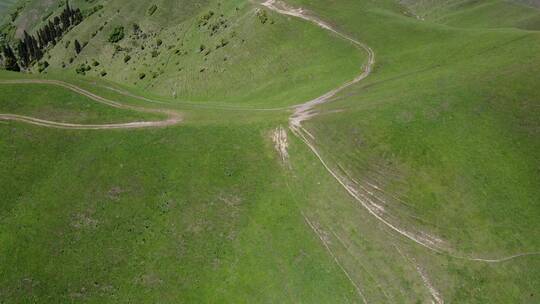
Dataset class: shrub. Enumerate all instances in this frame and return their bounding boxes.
[92,60,100,66]
[138,72,146,79]
[151,50,159,58]
[198,10,214,27]
[74,40,82,54]
[124,55,131,63]
[82,5,104,18]
[257,10,268,24]
[156,39,162,47]
[100,70,107,77]
[113,44,124,56]
[148,5,158,16]
[108,26,125,43]
[76,63,91,75]
[216,38,229,49]
[37,61,49,73]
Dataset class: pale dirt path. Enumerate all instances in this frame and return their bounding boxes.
[0,113,179,130]
[301,211,368,303]
[260,0,375,129]
[0,79,182,129]
[395,245,444,304]
[260,0,540,265]
[1,1,537,264]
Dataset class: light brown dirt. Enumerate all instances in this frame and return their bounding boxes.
[0,79,182,129]
[261,0,540,264]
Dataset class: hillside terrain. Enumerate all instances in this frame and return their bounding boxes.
[1,0,539,303]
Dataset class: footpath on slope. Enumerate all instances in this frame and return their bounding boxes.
[0,1,537,265]
[260,0,540,263]
[0,79,182,129]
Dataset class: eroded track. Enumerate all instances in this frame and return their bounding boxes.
[0,79,182,129]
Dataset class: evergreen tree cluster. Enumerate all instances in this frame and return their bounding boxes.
[1,1,84,71]
[1,44,19,71]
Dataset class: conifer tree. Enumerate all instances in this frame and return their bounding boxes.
[74,39,82,54]
[2,45,20,71]
[16,40,30,67]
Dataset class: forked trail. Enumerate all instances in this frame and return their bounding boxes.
[0,0,537,266]
[0,79,182,129]
[261,0,540,264]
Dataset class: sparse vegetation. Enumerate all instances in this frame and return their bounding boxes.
[257,10,268,24]
[37,61,49,73]
[108,26,125,43]
[198,10,215,27]
[75,63,91,75]
[82,4,104,18]
[74,40,82,54]
[147,4,158,16]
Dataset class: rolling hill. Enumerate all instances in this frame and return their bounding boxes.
[1,0,539,303]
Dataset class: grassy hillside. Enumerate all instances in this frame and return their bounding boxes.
[6,0,363,107]
[285,0,540,302]
[1,0,539,303]
[0,81,161,124]
[400,0,540,29]
[0,70,367,302]
[0,0,17,16]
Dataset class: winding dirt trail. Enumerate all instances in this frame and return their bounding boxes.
[0,79,182,129]
[1,0,537,266]
[260,0,375,128]
[260,0,540,265]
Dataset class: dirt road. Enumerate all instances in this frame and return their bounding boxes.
[261,0,540,265]
[0,79,182,129]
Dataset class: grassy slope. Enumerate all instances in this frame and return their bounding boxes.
[402,0,540,29]
[0,0,369,293]
[0,75,366,302]
[0,75,163,124]
[0,0,17,16]
[1,0,540,303]
[12,0,363,107]
[285,0,540,302]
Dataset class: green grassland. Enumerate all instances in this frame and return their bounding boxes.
[0,121,363,303]
[9,0,363,107]
[286,0,540,302]
[402,0,540,29]
[0,0,17,16]
[1,0,539,303]
[0,69,364,302]
[0,81,162,124]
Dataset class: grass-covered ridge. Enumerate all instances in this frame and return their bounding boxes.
[0,82,162,124]
[4,0,364,107]
[1,0,539,303]
[400,0,540,29]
